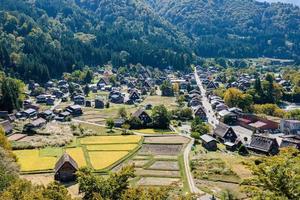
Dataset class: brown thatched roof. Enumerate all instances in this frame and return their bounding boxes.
[55,153,78,172]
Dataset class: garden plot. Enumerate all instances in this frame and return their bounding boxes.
[144,136,189,144]
[139,144,183,155]
[137,177,181,186]
[148,161,180,171]
[135,169,181,178]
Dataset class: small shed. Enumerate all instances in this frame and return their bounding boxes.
[200,134,217,151]
[54,153,78,182]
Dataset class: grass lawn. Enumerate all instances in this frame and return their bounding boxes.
[80,135,142,145]
[14,150,57,172]
[134,129,176,135]
[141,95,178,110]
[86,144,138,151]
[89,151,129,170]
[66,147,87,167]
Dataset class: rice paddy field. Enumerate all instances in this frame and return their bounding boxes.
[14,135,143,173]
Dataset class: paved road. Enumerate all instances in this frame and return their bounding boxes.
[194,70,219,128]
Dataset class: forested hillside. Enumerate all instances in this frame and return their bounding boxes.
[0,0,300,83]
[0,0,193,83]
[146,0,300,59]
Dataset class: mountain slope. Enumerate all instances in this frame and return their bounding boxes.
[146,0,300,59]
[0,0,194,82]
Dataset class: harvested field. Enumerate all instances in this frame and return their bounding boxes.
[148,161,179,171]
[80,135,142,145]
[89,151,128,170]
[86,144,138,151]
[14,150,57,172]
[7,133,27,141]
[127,160,149,167]
[134,129,176,135]
[135,169,180,178]
[132,155,150,160]
[66,148,87,167]
[144,136,190,144]
[138,177,181,186]
[139,144,183,155]
[153,155,178,160]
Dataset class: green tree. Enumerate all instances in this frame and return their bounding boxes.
[0,77,25,113]
[151,105,170,129]
[84,84,90,97]
[106,118,114,132]
[84,70,93,84]
[118,107,127,119]
[160,81,174,97]
[191,117,209,135]
[243,148,300,199]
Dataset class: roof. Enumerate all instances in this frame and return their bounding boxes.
[30,118,46,127]
[249,121,267,128]
[0,120,13,133]
[24,108,36,114]
[249,134,278,153]
[69,105,81,110]
[214,123,231,138]
[132,108,148,118]
[55,153,78,172]
[200,134,216,143]
[218,110,235,117]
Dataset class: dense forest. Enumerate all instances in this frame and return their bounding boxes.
[0,0,193,83]
[146,0,300,59]
[0,0,300,83]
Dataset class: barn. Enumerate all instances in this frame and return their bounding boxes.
[54,153,78,182]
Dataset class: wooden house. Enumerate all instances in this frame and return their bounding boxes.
[0,120,13,134]
[200,134,217,151]
[129,90,140,101]
[248,134,279,155]
[54,153,78,182]
[95,98,104,109]
[132,108,152,125]
[192,106,207,121]
[213,123,238,143]
[66,105,83,116]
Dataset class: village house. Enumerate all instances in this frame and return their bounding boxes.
[280,119,300,135]
[85,100,92,107]
[55,111,71,122]
[24,118,46,133]
[237,114,279,133]
[213,123,238,143]
[280,135,300,149]
[0,120,13,134]
[248,134,279,155]
[192,106,207,121]
[200,134,217,151]
[114,118,126,128]
[95,98,104,109]
[66,105,83,116]
[110,94,124,104]
[129,89,140,101]
[97,77,110,89]
[54,153,78,182]
[73,95,85,105]
[20,108,37,119]
[38,110,54,121]
[132,108,152,126]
